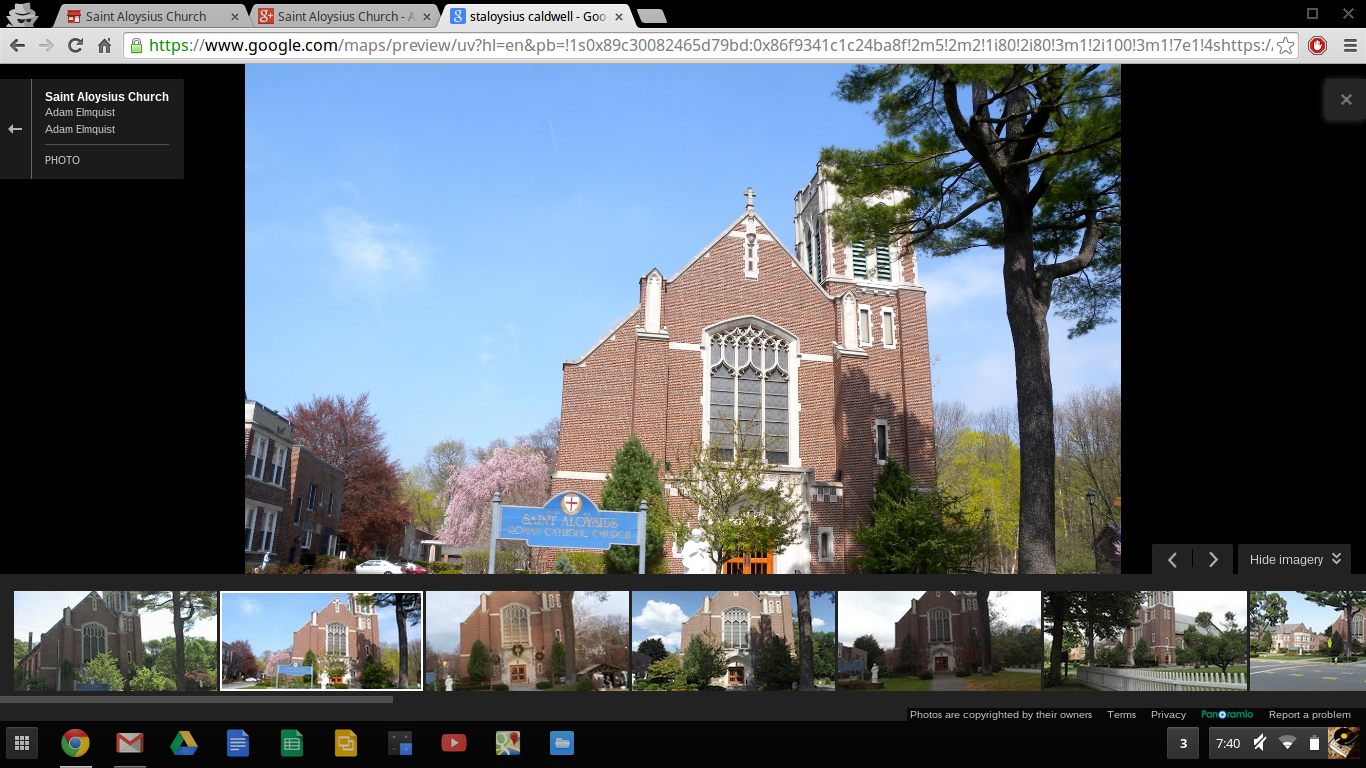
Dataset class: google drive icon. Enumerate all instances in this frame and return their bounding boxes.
[171,731,198,755]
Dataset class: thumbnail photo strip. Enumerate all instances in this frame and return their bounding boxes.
[219,592,422,691]
[1248,590,1364,692]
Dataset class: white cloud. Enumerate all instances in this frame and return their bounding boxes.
[812,617,827,629]
[918,251,1001,310]
[324,209,425,306]
[649,632,682,652]
[633,600,687,635]
[236,596,262,617]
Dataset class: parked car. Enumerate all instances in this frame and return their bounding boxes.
[401,563,429,574]
[355,559,404,574]
[244,677,259,683]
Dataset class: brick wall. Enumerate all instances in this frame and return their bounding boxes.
[457,591,566,684]
[284,447,345,563]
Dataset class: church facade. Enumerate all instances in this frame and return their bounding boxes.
[679,590,792,688]
[457,591,567,688]
[290,594,380,683]
[893,590,982,674]
[17,591,143,690]
[547,168,935,574]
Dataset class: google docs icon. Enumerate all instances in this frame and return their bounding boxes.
[227,730,249,757]
[450,8,465,23]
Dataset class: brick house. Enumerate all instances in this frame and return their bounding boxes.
[679,590,792,688]
[548,171,934,574]
[245,399,294,569]
[17,591,142,690]
[458,591,567,688]
[291,594,380,684]
[893,591,982,674]
[1270,622,1319,653]
[1089,592,1222,666]
[283,446,345,565]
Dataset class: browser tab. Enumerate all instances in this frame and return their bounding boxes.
[248,4,441,27]
[54,3,253,27]
[436,4,639,30]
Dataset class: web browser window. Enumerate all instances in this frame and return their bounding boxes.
[2,1,1362,761]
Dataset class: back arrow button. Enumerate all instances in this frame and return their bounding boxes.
[1168,552,1178,568]
[9,40,23,52]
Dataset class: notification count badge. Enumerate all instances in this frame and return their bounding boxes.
[257,6,274,24]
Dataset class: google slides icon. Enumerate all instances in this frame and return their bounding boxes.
[61,730,90,758]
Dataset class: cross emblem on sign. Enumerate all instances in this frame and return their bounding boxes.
[561,494,581,514]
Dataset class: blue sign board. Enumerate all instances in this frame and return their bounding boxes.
[498,491,640,550]
[277,664,312,677]
[74,682,109,691]
[837,661,864,673]
[425,672,437,683]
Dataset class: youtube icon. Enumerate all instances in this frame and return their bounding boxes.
[441,734,466,752]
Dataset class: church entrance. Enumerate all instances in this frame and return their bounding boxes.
[934,656,948,672]
[723,552,773,574]
[510,665,527,684]
[728,666,745,686]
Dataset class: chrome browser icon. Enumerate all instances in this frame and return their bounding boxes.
[61,730,89,758]
[171,731,198,755]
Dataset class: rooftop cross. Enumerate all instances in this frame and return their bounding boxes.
[744,187,756,210]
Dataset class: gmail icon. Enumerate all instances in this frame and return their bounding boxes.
[116,732,145,753]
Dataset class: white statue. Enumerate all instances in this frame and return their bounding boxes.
[445,675,454,691]
[871,664,879,682]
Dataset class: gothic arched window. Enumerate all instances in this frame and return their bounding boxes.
[723,607,749,648]
[502,605,530,647]
[708,323,790,464]
[928,608,951,643]
[327,622,346,656]
[82,624,107,663]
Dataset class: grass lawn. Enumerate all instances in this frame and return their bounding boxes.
[872,677,933,692]
[1043,681,1096,691]
[963,671,1042,692]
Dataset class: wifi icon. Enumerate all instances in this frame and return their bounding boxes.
[1278,735,1297,750]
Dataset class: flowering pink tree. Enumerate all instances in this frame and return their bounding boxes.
[264,649,292,677]
[439,446,549,547]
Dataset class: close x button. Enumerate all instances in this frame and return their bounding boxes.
[1152,544,1233,574]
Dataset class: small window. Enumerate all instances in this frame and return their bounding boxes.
[817,526,834,563]
[875,245,892,281]
[307,485,316,510]
[858,307,872,345]
[327,493,335,517]
[875,422,888,463]
[820,533,829,558]
[555,629,562,642]
[261,510,277,553]
[251,437,268,479]
[294,498,302,525]
[851,242,867,278]
[244,506,256,551]
[881,308,896,347]
[273,447,287,485]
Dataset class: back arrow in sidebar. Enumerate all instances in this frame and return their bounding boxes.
[7,125,22,134]
[1168,552,1178,568]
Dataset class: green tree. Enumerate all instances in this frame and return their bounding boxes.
[1133,636,1149,668]
[302,650,318,685]
[143,638,164,669]
[153,637,216,687]
[79,652,125,690]
[128,667,175,691]
[1250,591,1290,637]
[854,478,983,573]
[1328,630,1344,661]
[637,638,668,664]
[669,418,806,573]
[134,591,217,692]
[551,554,577,574]
[1298,592,1366,654]
[853,634,884,672]
[551,639,566,681]
[824,64,1121,574]
[600,435,667,573]
[13,638,28,667]
[467,640,491,686]
[1186,611,1244,673]
[648,653,681,686]
[1176,645,1197,666]
[812,632,836,680]
[356,593,422,688]
[796,591,835,690]
[360,654,391,688]
[402,466,443,535]
[938,429,1022,572]
[754,635,798,691]
[681,634,727,687]
[1043,591,1140,685]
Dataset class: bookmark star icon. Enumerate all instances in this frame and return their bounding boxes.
[1277,37,1295,54]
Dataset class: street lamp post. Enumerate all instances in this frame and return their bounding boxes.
[1085,490,1099,575]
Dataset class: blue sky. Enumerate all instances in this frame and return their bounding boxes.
[245,64,1122,469]
[221,592,415,652]
[425,591,630,654]
[631,591,838,652]
[13,592,217,646]
[1272,591,1348,634]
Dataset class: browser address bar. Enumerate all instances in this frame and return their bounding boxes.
[120,32,1301,60]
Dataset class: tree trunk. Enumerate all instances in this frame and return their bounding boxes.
[797,591,814,690]
[1046,596,1067,687]
[978,592,992,675]
[559,591,577,685]
[396,600,409,689]
[1002,204,1057,574]
[172,591,187,692]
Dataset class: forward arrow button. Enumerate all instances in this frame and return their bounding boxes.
[1209,551,1219,567]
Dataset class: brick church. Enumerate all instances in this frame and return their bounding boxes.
[457,591,567,688]
[290,594,380,684]
[893,590,982,674]
[17,591,143,690]
[549,167,935,574]
[680,590,793,689]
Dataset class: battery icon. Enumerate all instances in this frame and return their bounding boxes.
[1310,736,1320,751]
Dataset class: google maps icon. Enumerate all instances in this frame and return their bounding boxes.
[61,730,90,757]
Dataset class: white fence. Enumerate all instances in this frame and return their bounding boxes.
[1078,666,1247,691]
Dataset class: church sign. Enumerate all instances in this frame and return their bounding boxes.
[487,490,646,574]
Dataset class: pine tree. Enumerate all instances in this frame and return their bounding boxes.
[551,639,566,682]
[302,650,318,685]
[600,435,666,573]
[468,640,491,686]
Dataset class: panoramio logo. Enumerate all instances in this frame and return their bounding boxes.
[1202,710,1254,719]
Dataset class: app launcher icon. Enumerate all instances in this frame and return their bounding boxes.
[388,731,413,756]
[496,731,521,756]
[550,731,574,756]
[281,729,304,757]
[227,729,250,756]
[335,729,358,757]
[170,731,198,755]
[60,730,89,758]
[7,726,39,760]
[116,732,144,753]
